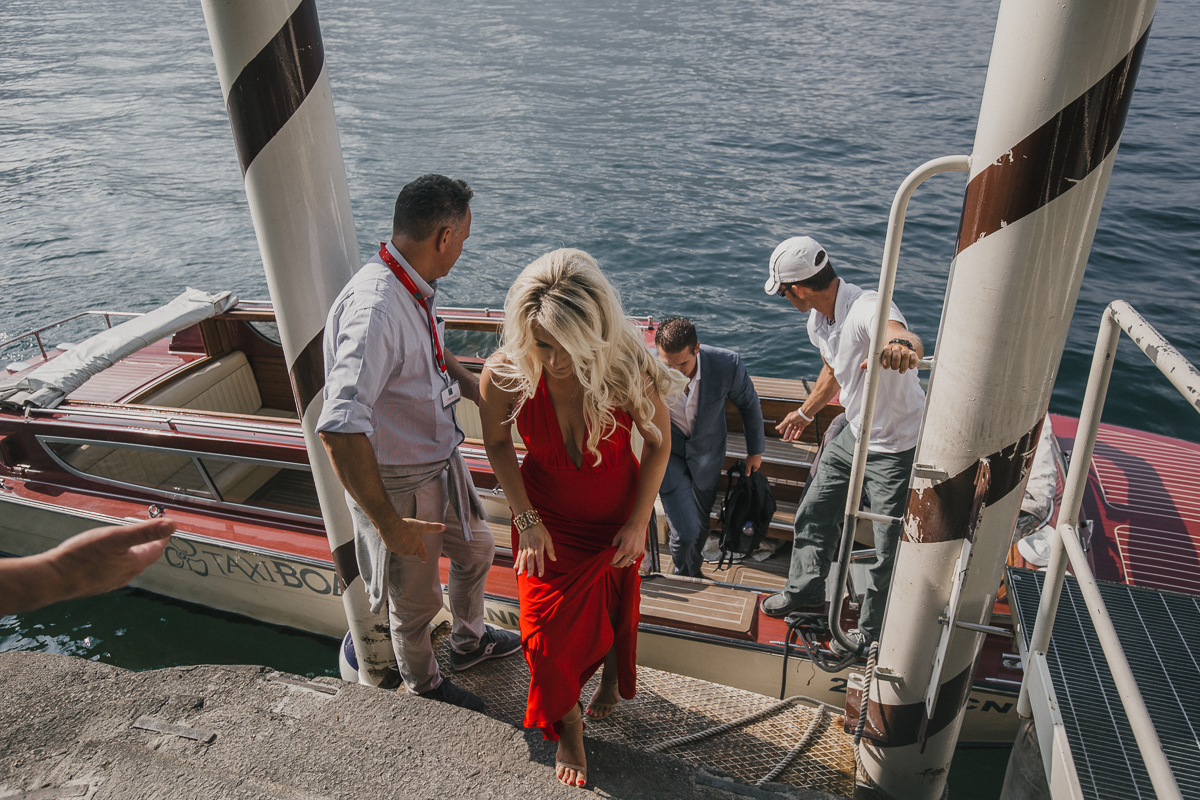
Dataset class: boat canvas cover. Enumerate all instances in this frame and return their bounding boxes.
[0,288,238,409]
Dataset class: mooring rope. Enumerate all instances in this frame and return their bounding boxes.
[756,706,827,786]
[645,695,839,754]
[780,614,860,699]
[853,642,879,783]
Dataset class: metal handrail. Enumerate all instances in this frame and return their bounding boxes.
[828,154,971,656]
[0,310,143,360]
[23,404,305,439]
[1018,301,1192,800]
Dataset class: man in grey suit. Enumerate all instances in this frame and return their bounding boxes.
[655,318,766,577]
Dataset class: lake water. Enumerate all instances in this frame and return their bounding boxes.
[2,0,1198,795]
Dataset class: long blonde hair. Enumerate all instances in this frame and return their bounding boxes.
[489,248,685,465]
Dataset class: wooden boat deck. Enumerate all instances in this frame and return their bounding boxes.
[640,577,759,637]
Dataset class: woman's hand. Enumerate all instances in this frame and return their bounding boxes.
[515,522,557,577]
[610,521,645,569]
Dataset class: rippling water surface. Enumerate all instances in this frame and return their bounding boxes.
[2,0,1198,793]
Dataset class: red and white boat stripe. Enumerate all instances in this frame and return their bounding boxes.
[860,0,1157,796]
[200,0,396,685]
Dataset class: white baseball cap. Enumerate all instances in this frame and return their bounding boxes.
[764,236,829,295]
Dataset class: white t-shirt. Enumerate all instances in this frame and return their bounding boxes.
[807,279,925,453]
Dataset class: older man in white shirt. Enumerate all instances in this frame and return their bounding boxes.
[318,175,519,711]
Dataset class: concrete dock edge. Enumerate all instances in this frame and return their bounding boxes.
[0,652,844,800]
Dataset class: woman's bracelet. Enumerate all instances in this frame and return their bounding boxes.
[513,508,542,533]
[796,406,814,423]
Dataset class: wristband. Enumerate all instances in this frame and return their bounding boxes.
[796,407,814,423]
[513,508,542,533]
[889,337,915,352]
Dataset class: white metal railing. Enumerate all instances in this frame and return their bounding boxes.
[1017,300,1194,800]
[1,302,279,365]
[826,154,971,656]
[0,310,144,361]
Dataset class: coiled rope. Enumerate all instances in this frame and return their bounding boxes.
[646,694,841,787]
[756,705,826,786]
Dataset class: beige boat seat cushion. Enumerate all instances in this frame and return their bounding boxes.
[67,442,279,503]
[71,445,194,492]
[65,440,279,503]
[143,351,295,418]
[455,396,522,445]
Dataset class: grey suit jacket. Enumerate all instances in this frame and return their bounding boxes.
[660,344,765,496]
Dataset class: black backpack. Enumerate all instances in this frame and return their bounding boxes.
[715,459,776,569]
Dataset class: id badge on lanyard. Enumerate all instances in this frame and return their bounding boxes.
[378,243,461,409]
[439,381,462,409]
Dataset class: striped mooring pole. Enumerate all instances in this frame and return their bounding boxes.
[859,0,1156,797]
[200,0,397,686]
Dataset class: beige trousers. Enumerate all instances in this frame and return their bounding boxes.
[383,468,494,694]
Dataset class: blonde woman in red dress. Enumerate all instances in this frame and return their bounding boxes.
[479,249,682,788]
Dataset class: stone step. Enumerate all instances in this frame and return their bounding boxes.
[1,651,842,800]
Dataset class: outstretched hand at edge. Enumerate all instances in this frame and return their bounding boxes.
[0,518,177,615]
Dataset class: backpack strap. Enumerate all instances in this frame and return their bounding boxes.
[716,459,744,527]
[716,460,747,571]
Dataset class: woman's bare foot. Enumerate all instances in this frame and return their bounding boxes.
[555,703,587,788]
[585,675,620,720]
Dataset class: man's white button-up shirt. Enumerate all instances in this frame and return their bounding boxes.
[316,242,463,465]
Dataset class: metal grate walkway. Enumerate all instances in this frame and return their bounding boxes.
[1008,567,1200,800]
[430,625,856,797]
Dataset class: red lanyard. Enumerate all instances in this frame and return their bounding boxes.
[378,243,448,376]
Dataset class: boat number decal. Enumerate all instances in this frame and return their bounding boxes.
[485,606,520,628]
[820,676,1011,712]
[966,697,1013,714]
[163,537,341,597]
[442,594,520,628]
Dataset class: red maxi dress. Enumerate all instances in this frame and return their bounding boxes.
[514,375,642,740]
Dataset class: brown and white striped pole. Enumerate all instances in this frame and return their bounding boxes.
[859,0,1156,796]
[200,0,396,685]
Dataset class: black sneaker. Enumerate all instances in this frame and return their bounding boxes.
[418,678,486,712]
[448,624,522,671]
[761,591,824,618]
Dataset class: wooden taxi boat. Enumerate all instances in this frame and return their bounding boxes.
[7,295,1191,745]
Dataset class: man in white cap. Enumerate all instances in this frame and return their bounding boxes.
[761,236,925,648]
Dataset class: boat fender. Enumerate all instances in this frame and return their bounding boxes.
[339,631,401,689]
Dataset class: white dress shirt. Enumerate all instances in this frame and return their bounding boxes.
[316,242,463,465]
[667,350,702,437]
